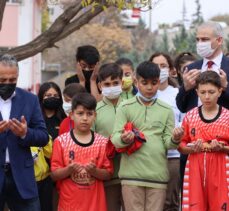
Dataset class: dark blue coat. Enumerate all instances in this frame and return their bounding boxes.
[0,88,49,199]
[176,55,229,113]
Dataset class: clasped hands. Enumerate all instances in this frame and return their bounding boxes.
[188,139,225,153]
[0,116,27,138]
[68,159,97,176]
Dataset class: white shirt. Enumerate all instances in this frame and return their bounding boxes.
[201,52,223,73]
[0,92,16,163]
[157,85,181,158]
[198,52,223,106]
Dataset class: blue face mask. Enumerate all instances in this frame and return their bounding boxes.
[136,91,157,102]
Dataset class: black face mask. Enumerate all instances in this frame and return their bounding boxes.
[0,83,16,100]
[43,97,62,110]
[82,70,93,80]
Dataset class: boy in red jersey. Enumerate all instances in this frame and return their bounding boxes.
[51,93,113,211]
[179,71,229,211]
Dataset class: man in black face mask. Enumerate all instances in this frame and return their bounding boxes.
[65,45,100,94]
[0,54,49,210]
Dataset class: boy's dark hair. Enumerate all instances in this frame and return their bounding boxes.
[72,93,97,111]
[75,45,100,65]
[63,83,86,98]
[196,71,221,89]
[115,58,134,71]
[136,61,160,79]
[98,63,123,82]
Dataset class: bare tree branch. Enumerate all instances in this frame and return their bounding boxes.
[0,0,6,31]
[54,6,104,42]
[5,2,83,60]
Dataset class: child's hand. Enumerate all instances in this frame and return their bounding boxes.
[85,159,97,175]
[68,162,83,174]
[191,139,203,153]
[210,139,224,152]
[172,127,184,143]
[121,131,135,144]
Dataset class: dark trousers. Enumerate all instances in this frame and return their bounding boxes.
[164,158,180,211]
[0,167,40,211]
[180,154,188,205]
[37,176,53,211]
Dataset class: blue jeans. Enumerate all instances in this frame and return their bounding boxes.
[0,169,40,211]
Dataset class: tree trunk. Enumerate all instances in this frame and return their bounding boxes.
[0,0,6,31]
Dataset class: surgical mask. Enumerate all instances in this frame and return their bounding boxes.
[0,83,16,100]
[102,85,122,100]
[63,101,72,115]
[43,97,61,110]
[159,68,169,83]
[136,90,158,102]
[122,76,133,90]
[196,41,215,58]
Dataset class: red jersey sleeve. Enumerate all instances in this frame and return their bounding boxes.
[101,143,114,175]
[51,139,65,172]
[179,115,191,148]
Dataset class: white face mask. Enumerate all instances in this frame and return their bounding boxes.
[159,68,169,83]
[196,41,215,58]
[102,85,122,100]
[63,101,72,115]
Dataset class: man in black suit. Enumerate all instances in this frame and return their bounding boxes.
[176,21,229,112]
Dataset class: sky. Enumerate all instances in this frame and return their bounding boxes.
[141,0,229,30]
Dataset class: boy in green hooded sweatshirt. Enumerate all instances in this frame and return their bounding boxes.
[111,61,183,211]
[93,63,124,211]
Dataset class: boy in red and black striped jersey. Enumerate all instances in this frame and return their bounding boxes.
[51,93,113,211]
[179,71,229,211]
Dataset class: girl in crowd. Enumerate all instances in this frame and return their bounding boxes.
[174,52,196,87]
[150,52,181,211]
[173,52,196,203]
[116,58,137,99]
[38,82,66,140]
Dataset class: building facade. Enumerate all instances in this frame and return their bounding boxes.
[0,0,42,92]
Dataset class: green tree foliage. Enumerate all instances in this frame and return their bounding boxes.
[41,8,50,32]
[191,0,204,26]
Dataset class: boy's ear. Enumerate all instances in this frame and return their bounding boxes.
[98,82,102,92]
[134,78,138,88]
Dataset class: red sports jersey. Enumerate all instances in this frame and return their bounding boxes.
[180,106,229,211]
[59,116,74,135]
[51,131,113,211]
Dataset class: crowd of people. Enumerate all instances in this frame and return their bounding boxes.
[0,21,229,211]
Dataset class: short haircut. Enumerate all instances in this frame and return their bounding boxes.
[115,58,134,71]
[98,63,123,82]
[136,61,160,80]
[149,52,174,70]
[198,21,223,38]
[75,45,100,65]
[72,93,97,111]
[0,54,18,69]
[196,71,221,89]
[63,83,86,98]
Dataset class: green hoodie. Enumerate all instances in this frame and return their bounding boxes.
[94,96,123,186]
[111,96,178,189]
